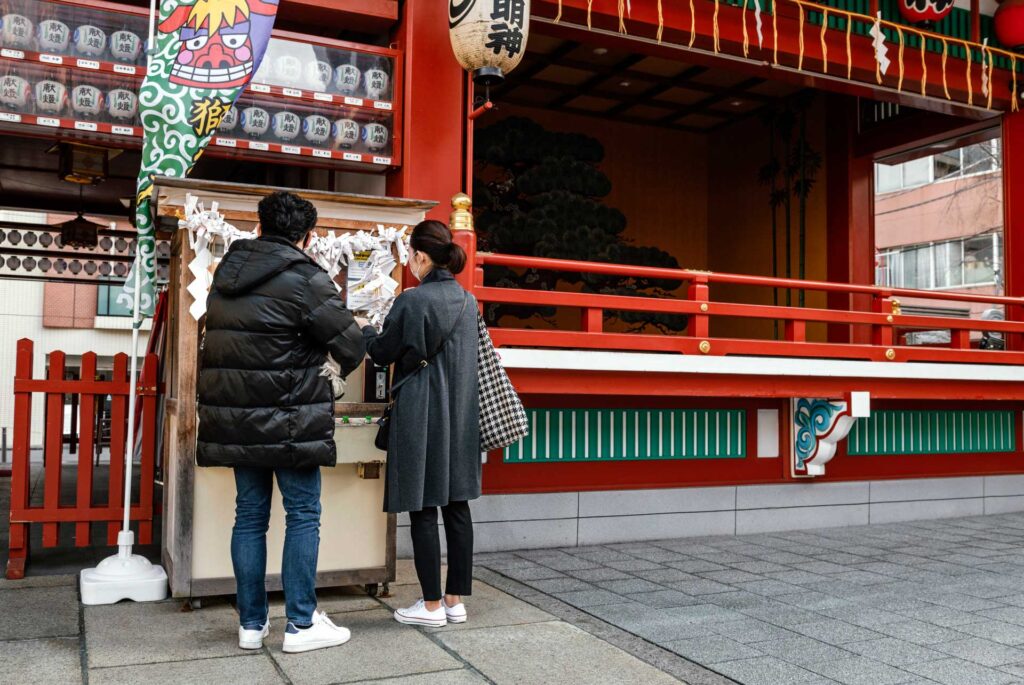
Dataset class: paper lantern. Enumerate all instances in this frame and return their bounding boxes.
[109,30,142,62]
[1,13,33,48]
[334,63,360,95]
[363,62,389,100]
[898,0,954,25]
[362,122,389,152]
[303,114,331,144]
[305,60,332,90]
[240,106,270,136]
[0,75,30,110]
[34,80,67,114]
[73,25,107,56]
[106,88,138,120]
[448,0,530,85]
[996,0,1024,49]
[71,84,103,117]
[37,20,71,53]
[273,55,302,85]
[332,118,360,149]
[272,110,300,140]
[219,107,238,131]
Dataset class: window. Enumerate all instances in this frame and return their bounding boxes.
[97,284,133,317]
[874,139,1001,192]
[874,233,1002,291]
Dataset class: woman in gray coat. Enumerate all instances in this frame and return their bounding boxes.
[359,220,481,628]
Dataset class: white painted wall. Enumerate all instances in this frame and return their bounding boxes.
[0,279,147,446]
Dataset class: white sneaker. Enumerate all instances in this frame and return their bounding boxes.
[238,619,270,650]
[282,610,351,654]
[443,599,467,624]
[394,599,447,627]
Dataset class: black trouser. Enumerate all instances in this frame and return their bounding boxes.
[408,501,473,602]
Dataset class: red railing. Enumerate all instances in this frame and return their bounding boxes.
[470,252,1024,365]
[5,339,159,580]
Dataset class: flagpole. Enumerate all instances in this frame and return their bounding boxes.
[80,0,167,606]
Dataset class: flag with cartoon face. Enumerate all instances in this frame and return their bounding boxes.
[119,0,280,315]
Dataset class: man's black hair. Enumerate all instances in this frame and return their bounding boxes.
[257,191,318,243]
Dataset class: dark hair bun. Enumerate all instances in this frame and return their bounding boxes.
[410,220,467,274]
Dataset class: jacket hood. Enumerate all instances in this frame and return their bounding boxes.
[213,238,311,296]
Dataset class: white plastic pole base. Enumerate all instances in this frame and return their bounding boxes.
[80,531,168,605]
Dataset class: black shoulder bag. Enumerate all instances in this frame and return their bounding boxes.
[374,292,469,451]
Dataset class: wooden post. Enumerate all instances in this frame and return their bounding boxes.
[687,276,711,340]
[6,339,33,579]
[42,351,64,548]
[75,353,97,547]
[1004,110,1024,351]
[137,354,158,545]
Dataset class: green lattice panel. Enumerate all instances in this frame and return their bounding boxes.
[503,409,747,462]
[848,410,1016,456]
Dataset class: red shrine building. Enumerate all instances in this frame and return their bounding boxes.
[4,0,1024,569]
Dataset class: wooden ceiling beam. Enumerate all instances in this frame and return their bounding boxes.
[657,76,766,124]
[499,94,711,134]
[547,54,648,109]
[606,65,708,116]
[509,77,732,118]
[498,41,581,96]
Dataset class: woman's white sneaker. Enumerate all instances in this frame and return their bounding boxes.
[394,599,447,627]
[238,619,270,650]
[282,610,351,654]
[443,600,467,624]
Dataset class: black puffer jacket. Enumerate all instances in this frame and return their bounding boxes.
[197,236,365,469]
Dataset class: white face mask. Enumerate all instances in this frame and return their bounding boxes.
[410,250,430,282]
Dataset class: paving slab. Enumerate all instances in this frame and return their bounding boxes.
[802,656,918,685]
[437,620,682,685]
[931,637,1024,667]
[267,587,379,620]
[88,654,283,685]
[663,635,765,663]
[268,608,460,685]
[0,585,79,640]
[745,635,858,667]
[344,670,487,685]
[380,580,551,631]
[0,637,82,685]
[710,655,823,685]
[85,600,243,667]
[905,657,1020,685]
[0,573,76,590]
[842,637,946,666]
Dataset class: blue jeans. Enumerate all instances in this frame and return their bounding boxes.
[231,466,322,629]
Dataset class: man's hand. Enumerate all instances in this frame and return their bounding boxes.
[354,316,371,328]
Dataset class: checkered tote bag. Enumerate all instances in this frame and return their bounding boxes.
[478,312,528,452]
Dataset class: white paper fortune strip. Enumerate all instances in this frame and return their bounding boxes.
[754,0,763,48]
[870,12,891,77]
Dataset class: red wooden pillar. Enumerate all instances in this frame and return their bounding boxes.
[387,1,467,219]
[1004,110,1024,351]
[826,95,875,344]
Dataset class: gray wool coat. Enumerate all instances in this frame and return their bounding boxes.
[362,268,481,513]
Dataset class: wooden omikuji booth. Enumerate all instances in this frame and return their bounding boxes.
[152,177,433,602]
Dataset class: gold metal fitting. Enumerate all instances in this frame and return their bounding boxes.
[699,340,711,354]
[886,315,893,323]
[885,349,896,360]
[699,303,709,312]
[450,193,474,232]
[890,298,901,316]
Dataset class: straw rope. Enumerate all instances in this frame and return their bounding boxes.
[820,9,828,74]
[798,5,805,71]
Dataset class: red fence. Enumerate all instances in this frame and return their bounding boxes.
[471,251,1024,364]
[6,339,159,580]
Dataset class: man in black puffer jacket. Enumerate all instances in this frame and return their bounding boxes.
[197,191,364,655]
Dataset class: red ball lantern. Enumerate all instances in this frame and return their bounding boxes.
[898,0,954,25]
[996,0,1024,49]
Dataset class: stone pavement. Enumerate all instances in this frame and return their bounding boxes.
[476,512,1024,685]
[0,558,687,685]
